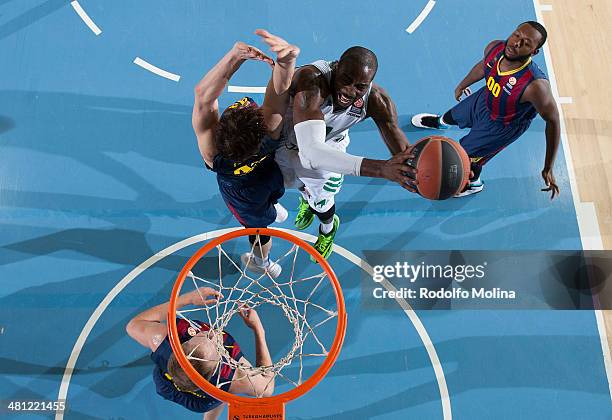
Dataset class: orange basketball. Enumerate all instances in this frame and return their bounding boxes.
[409,136,471,200]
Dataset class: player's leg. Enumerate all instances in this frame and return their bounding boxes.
[455,120,532,197]
[242,175,286,277]
[411,87,485,130]
[311,204,340,261]
[299,174,343,259]
[295,186,316,230]
[241,234,282,278]
[218,172,285,277]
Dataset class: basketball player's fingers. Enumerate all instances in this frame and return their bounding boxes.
[392,148,415,163]
[400,179,417,193]
[246,45,273,62]
[256,31,291,52]
[255,29,284,44]
[398,163,416,176]
[200,287,223,298]
[551,183,560,199]
[277,45,299,60]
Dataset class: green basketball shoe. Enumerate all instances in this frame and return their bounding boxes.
[295,197,315,230]
[311,215,340,261]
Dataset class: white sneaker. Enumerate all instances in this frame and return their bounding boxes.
[454,177,484,197]
[411,113,447,129]
[240,253,282,279]
[274,203,288,223]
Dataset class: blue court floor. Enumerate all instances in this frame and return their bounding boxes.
[0,0,609,419]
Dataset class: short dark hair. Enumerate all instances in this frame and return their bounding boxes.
[215,106,267,162]
[523,21,547,49]
[339,46,378,73]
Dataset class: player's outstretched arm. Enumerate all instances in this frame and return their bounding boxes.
[229,305,275,397]
[256,29,300,139]
[126,287,221,352]
[193,42,273,167]
[453,40,501,101]
[522,79,560,199]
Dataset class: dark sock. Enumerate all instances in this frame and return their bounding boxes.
[441,110,457,126]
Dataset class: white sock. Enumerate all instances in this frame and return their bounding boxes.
[253,254,268,267]
[320,219,334,234]
[274,203,288,223]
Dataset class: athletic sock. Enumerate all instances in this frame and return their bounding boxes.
[320,219,334,234]
[253,254,269,267]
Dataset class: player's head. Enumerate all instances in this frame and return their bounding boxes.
[505,21,547,61]
[167,334,220,392]
[333,46,378,108]
[216,97,267,161]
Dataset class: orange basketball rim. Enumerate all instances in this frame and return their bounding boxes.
[167,227,347,419]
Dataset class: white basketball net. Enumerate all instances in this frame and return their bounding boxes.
[175,234,339,398]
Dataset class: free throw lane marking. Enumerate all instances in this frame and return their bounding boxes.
[56,227,451,420]
[406,1,436,34]
[70,1,102,36]
[133,57,181,82]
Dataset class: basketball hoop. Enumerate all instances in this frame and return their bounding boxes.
[167,228,346,419]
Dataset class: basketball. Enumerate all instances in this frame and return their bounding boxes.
[408,136,471,200]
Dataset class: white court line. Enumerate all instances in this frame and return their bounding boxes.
[406,0,436,34]
[228,86,267,94]
[70,1,101,36]
[533,0,611,400]
[557,96,573,104]
[55,227,451,420]
[133,57,181,82]
[540,4,553,11]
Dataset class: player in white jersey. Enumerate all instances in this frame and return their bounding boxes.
[275,46,417,259]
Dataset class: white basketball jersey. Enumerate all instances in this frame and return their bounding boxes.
[282,60,372,151]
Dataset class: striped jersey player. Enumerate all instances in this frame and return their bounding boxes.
[412,21,560,199]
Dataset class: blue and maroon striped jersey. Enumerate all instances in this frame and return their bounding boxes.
[482,41,547,125]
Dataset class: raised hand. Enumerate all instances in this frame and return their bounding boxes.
[184,286,223,306]
[255,29,300,65]
[232,41,274,67]
[238,303,264,332]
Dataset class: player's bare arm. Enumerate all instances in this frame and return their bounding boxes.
[454,40,501,100]
[126,287,221,352]
[292,66,328,123]
[257,29,300,139]
[193,42,273,167]
[522,78,561,199]
[366,83,411,154]
[228,305,275,397]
